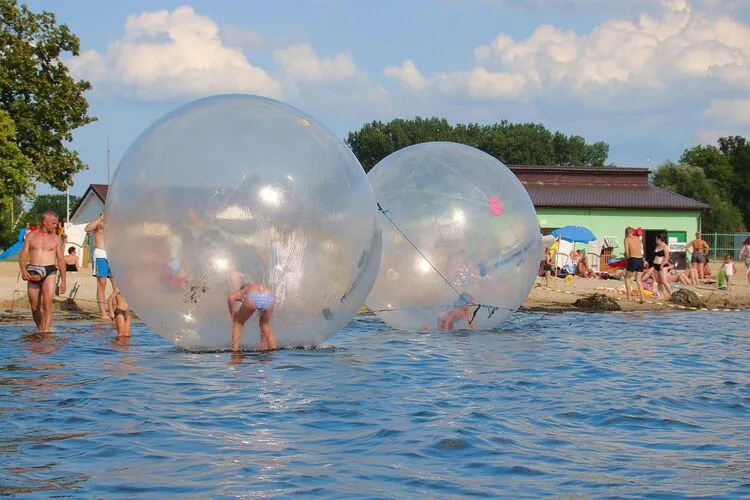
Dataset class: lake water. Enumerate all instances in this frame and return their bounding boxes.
[1,312,748,498]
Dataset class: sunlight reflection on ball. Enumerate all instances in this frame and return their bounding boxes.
[106,94,381,351]
[366,142,539,331]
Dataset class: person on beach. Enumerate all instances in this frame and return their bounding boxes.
[624,226,645,303]
[576,250,595,278]
[64,247,79,272]
[85,213,115,320]
[652,233,672,299]
[687,232,710,283]
[722,255,737,295]
[227,282,278,352]
[541,247,555,288]
[18,210,67,333]
[739,237,750,285]
[107,285,131,338]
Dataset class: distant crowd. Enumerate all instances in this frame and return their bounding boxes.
[541,228,750,301]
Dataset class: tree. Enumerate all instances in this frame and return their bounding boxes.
[729,144,750,229]
[0,0,95,194]
[0,194,22,248]
[19,193,79,227]
[679,145,733,198]
[0,109,32,200]
[652,161,744,232]
[346,117,610,171]
[717,135,747,157]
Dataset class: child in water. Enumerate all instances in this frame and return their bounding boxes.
[107,286,131,338]
[227,283,278,352]
[437,292,476,332]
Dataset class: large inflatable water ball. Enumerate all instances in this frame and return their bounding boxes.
[106,94,381,351]
[366,142,539,331]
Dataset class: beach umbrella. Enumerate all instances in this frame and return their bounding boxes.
[551,225,596,244]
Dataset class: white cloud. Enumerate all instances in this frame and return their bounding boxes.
[386,0,750,104]
[273,44,357,82]
[705,99,750,124]
[383,60,428,91]
[68,6,281,99]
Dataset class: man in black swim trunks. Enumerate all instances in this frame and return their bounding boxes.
[623,226,645,303]
[19,209,67,332]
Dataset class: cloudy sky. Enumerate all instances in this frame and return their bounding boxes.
[27,0,750,195]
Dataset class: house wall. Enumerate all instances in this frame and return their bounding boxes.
[70,193,104,225]
[536,207,701,251]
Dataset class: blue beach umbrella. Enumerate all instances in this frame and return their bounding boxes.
[551,225,596,244]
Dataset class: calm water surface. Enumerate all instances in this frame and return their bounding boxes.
[1,312,748,498]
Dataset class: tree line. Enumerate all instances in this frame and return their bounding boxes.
[652,136,750,233]
[346,117,610,172]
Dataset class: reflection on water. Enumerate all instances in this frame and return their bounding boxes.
[0,313,748,497]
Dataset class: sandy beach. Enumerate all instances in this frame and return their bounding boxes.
[1,260,747,323]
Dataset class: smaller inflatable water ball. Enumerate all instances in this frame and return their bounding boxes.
[106,94,381,351]
[366,142,540,331]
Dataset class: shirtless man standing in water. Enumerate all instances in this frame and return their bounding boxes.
[85,212,115,320]
[624,226,645,303]
[19,210,66,332]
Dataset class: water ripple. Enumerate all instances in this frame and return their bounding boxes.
[0,312,748,497]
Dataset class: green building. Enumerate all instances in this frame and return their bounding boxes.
[509,165,709,270]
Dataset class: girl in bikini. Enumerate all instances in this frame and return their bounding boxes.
[228,283,278,352]
[107,286,131,338]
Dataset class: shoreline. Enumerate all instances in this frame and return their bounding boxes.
[2,262,747,325]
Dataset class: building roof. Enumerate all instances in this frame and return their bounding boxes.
[507,165,709,211]
[69,183,108,222]
[520,183,710,210]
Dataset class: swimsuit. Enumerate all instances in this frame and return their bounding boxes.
[66,263,77,272]
[26,264,58,282]
[653,249,665,271]
[246,290,275,311]
[93,248,112,278]
[114,308,129,320]
[723,263,734,277]
[691,250,706,264]
[626,257,644,273]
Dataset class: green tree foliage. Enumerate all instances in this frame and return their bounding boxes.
[0,0,95,194]
[652,161,744,232]
[680,145,733,198]
[346,117,609,171]
[678,137,750,229]
[0,109,32,199]
[729,144,750,229]
[0,195,22,249]
[19,193,79,227]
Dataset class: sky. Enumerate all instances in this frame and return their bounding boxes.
[25,0,750,196]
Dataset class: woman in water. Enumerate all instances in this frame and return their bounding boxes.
[228,282,278,352]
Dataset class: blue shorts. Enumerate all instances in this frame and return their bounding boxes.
[95,257,112,278]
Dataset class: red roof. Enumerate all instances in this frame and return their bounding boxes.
[520,183,710,210]
[90,184,109,201]
[507,165,709,211]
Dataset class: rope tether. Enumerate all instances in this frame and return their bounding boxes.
[376,202,511,325]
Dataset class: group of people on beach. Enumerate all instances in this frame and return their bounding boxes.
[541,227,745,302]
[624,229,744,301]
[18,209,277,352]
[19,210,131,339]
